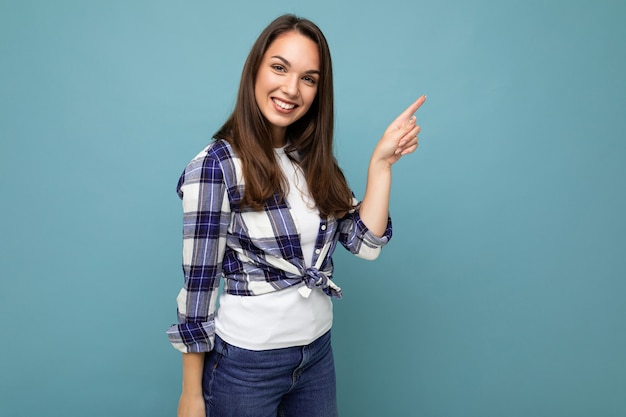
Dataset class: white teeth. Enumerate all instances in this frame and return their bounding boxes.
[273,98,295,110]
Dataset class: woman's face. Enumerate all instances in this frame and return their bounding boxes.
[254,31,320,146]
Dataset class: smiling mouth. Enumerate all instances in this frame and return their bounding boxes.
[272,98,297,110]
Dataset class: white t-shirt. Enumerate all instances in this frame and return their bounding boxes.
[214,147,333,350]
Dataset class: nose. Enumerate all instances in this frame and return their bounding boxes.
[282,75,299,98]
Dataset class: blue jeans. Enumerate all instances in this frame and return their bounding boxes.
[203,331,338,417]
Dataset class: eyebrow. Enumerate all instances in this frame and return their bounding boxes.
[270,55,320,75]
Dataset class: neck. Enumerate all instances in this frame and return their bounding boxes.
[271,126,286,147]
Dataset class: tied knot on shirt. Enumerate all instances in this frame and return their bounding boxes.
[303,267,329,290]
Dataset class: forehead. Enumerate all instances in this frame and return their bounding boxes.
[264,31,320,68]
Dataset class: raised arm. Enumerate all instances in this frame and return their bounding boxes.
[359,95,426,236]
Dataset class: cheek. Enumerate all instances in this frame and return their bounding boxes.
[254,71,270,96]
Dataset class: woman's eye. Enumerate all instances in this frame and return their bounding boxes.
[272,64,286,72]
[303,76,317,84]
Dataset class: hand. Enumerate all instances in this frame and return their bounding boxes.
[177,392,205,417]
[372,95,426,167]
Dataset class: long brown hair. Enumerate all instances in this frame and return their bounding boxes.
[214,14,353,218]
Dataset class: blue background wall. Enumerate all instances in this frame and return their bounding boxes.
[1,1,625,416]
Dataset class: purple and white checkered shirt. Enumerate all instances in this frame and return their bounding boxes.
[166,140,392,353]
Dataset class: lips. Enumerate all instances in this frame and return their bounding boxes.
[272,98,297,110]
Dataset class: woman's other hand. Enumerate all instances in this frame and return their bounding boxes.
[177,392,205,417]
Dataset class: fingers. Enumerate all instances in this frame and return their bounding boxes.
[398,125,420,147]
[396,97,425,153]
[381,95,426,161]
[407,94,427,115]
[397,95,426,124]
[395,139,419,156]
[395,125,420,155]
[401,143,418,155]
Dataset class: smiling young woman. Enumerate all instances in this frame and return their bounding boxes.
[167,14,425,417]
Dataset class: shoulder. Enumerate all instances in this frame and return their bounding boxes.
[181,140,239,178]
[185,139,236,166]
[178,139,245,203]
[206,139,242,188]
[205,138,238,162]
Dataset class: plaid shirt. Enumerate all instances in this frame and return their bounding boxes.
[167,140,392,353]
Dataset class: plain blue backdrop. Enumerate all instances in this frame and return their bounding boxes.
[1,1,625,416]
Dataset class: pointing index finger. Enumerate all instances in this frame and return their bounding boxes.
[403,95,426,118]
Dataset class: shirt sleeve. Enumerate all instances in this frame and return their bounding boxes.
[337,199,392,261]
[166,150,231,353]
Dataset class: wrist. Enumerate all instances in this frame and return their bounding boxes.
[181,386,203,398]
[369,157,393,174]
